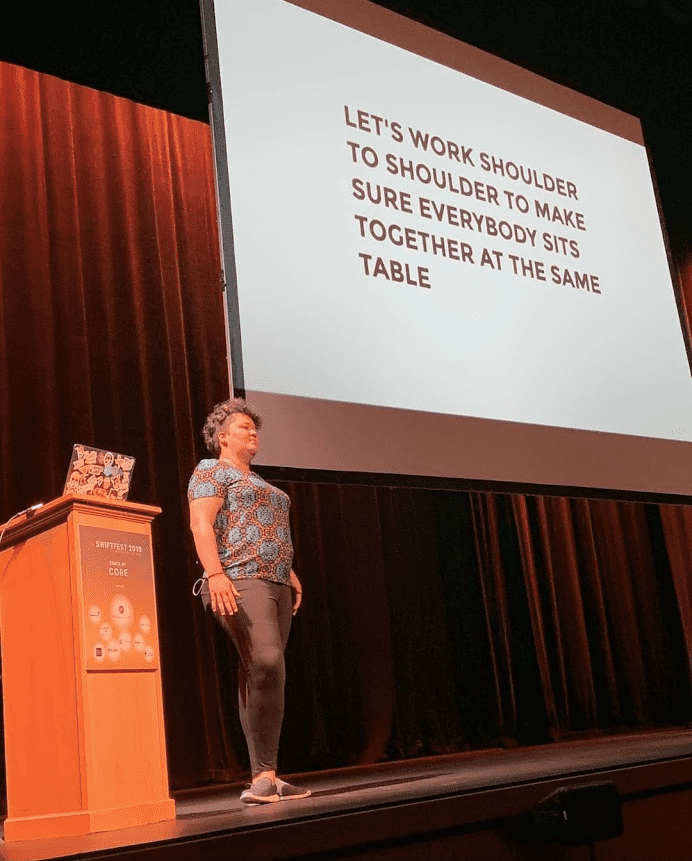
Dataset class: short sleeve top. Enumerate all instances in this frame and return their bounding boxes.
[187,459,293,585]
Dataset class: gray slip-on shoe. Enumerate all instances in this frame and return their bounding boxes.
[240,776,281,804]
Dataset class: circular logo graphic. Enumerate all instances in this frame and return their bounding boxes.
[110,595,133,628]
[139,615,151,634]
[88,605,102,624]
[119,630,132,652]
[99,622,112,642]
[106,639,121,662]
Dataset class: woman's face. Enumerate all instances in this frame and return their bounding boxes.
[219,413,258,461]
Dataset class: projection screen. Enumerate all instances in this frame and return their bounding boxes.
[200,0,692,495]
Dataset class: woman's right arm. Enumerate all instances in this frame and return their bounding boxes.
[189,497,240,615]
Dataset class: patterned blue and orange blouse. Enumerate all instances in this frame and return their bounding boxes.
[187,459,293,585]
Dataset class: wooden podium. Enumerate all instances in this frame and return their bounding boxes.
[0,495,175,841]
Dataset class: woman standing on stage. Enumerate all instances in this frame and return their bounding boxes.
[188,398,310,804]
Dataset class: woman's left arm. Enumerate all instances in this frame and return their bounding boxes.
[289,569,302,615]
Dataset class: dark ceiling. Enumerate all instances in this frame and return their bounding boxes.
[2,0,691,247]
[1,0,690,123]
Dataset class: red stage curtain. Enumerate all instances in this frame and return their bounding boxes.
[0,61,232,794]
[1,63,692,801]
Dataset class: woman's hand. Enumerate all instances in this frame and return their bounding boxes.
[289,569,302,615]
[207,571,240,615]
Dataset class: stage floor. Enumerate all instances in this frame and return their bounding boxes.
[1,728,691,861]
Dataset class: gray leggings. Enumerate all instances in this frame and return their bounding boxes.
[203,578,292,776]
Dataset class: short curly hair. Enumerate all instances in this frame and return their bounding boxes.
[201,398,262,457]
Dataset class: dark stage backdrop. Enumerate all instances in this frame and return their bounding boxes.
[2,63,692,800]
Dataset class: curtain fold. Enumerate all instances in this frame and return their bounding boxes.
[0,62,232,792]
[2,63,692,801]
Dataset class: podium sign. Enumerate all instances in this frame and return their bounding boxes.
[80,526,160,670]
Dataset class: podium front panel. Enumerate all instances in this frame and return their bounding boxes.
[0,495,175,841]
[78,525,160,670]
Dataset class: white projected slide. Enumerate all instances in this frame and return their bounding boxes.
[204,0,692,494]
